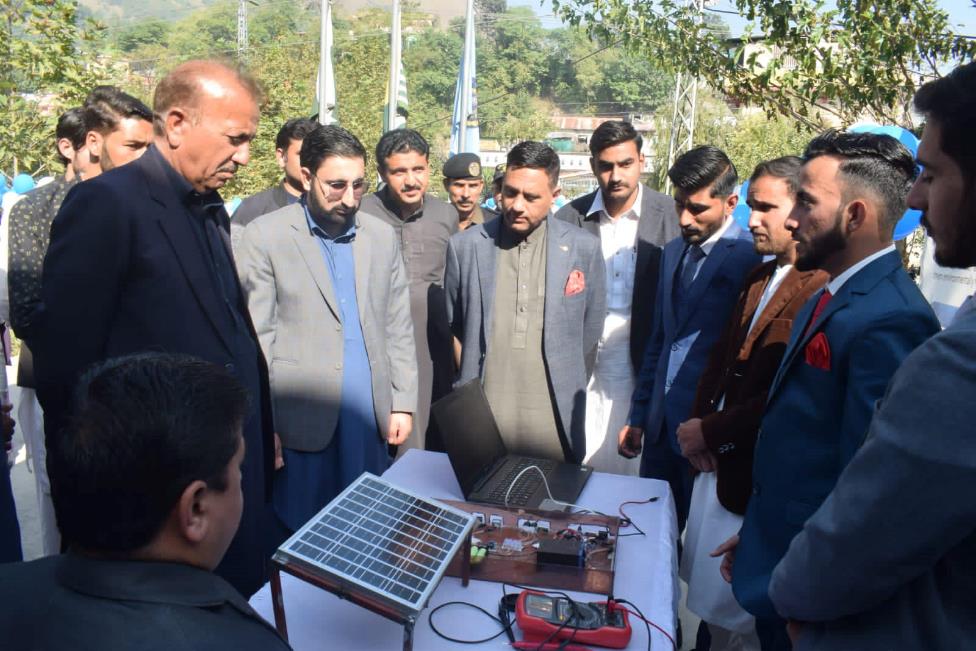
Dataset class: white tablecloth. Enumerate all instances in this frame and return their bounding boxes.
[250,449,679,650]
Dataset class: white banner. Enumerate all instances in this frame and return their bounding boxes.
[918,237,976,327]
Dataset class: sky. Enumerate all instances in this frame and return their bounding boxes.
[509,0,976,36]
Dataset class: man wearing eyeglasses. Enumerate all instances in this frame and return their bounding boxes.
[237,124,417,534]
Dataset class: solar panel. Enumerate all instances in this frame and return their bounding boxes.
[274,473,476,617]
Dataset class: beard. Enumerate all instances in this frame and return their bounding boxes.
[795,212,847,272]
[925,199,976,269]
[309,192,357,229]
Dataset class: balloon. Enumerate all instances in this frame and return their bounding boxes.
[11,173,35,194]
[731,179,752,230]
[849,123,922,240]
[226,196,242,216]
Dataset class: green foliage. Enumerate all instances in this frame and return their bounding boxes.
[551,0,976,129]
[0,0,112,176]
[645,87,814,190]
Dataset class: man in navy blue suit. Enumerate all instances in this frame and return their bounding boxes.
[32,60,279,597]
[717,131,940,650]
[619,146,760,531]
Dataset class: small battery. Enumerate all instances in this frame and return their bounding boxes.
[537,538,585,568]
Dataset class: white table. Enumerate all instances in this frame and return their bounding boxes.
[250,449,679,650]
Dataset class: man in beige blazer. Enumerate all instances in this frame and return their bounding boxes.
[237,124,417,533]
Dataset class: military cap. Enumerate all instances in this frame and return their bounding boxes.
[443,152,482,180]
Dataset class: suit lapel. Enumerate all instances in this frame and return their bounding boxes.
[660,241,681,335]
[145,153,237,357]
[476,220,499,341]
[767,252,900,400]
[675,237,733,332]
[352,217,372,326]
[544,218,572,327]
[290,214,340,321]
[739,266,808,357]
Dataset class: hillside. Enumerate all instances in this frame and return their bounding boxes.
[81,0,466,24]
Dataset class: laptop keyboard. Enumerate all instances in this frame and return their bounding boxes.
[486,458,557,506]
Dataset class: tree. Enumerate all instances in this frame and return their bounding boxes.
[0,0,111,176]
[115,19,169,53]
[551,0,976,129]
[545,26,674,114]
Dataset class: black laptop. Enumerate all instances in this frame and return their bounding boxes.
[431,380,593,509]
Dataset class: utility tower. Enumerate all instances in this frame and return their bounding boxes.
[237,0,252,61]
[664,0,705,194]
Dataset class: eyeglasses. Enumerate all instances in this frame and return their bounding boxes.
[315,176,370,199]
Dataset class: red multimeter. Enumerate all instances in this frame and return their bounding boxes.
[512,590,632,650]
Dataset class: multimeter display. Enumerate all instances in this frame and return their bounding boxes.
[523,595,625,630]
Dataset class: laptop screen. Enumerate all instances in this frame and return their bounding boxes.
[431,380,508,496]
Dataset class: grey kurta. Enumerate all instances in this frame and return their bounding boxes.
[360,188,458,449]
[483,221,566,461]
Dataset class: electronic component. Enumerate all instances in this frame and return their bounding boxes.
[513,591,632,649]
[537,537,585,568]
[501,537,524,553]
[489,514,505,528]
[471,511,486,525]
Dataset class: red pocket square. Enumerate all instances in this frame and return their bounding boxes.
[804,332,831,370]
[564,269,585,296]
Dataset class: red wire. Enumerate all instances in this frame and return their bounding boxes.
[622,606,677,650]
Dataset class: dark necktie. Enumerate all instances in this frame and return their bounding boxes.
[674,244,705,306]
[803,288,832,337]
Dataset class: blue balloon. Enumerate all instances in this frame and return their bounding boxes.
[11,173,35,194]
[226,196,242,216]
[732,179,751,230]
[849,123,921,240]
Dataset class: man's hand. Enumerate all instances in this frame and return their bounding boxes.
[618,425,644,458]
[787,620,805,644]
[688,450,718,473]
[677,418,707,458]
[712,533,739,583]
[387,412,413,446]
[1,404,15,454]
[273,433,284,470]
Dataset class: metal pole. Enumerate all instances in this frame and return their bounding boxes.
[663,0,704,194]
[386,0,402,132]
[318,0,335,125]
[237,0,248,61]
[459,0,475,153]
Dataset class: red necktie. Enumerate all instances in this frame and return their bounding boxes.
[803,289,832,337]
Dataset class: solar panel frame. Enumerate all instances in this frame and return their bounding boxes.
[274,473,476,617]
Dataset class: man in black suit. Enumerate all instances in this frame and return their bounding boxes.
[555,120,680,474]
[230,116,317,251]
[32,60,279,597]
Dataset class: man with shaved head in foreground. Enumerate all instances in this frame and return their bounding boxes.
[33,60,278,597]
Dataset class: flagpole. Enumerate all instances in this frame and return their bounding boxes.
[460,0,474,153]
[317,0,336,125]
[387,0,402,133]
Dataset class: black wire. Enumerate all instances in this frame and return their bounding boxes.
[426,600,515,644]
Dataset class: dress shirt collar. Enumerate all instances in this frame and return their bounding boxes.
[57,553,252,611]
[303,197,356,242]
[826,244,896,295]
[586,183,643,222]
[699,215,734,257]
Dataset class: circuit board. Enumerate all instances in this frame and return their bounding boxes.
[442,500,619,596]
